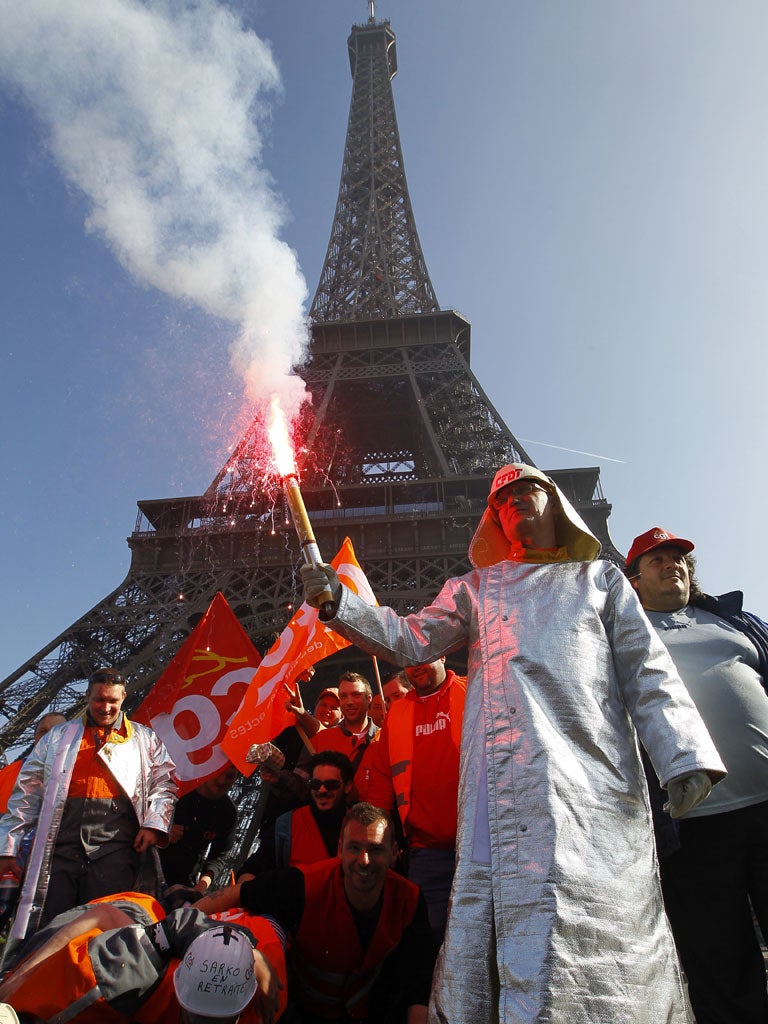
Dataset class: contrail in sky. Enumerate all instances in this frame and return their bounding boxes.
[519,439,626,464]
[0,0,308,412]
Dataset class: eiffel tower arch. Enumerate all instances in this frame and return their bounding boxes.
[0,12,620,766]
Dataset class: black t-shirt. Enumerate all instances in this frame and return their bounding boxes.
[159,790,237,887]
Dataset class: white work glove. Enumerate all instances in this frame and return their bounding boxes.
[664,770,712,819]
[300,563,342,612]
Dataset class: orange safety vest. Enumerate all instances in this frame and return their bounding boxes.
[293,858,420,1020]
[387,674,465,830]
[6,896,287,1024]
[6,892,164,1022]
[312,722,380,779]
[277,804,333,867]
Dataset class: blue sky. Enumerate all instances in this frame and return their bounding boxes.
[2,0,767,682]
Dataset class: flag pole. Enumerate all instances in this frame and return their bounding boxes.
[296,726,315,755]
[371,656,384,698]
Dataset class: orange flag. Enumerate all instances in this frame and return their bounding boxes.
[134,592,262,795]
[222,537,377,775]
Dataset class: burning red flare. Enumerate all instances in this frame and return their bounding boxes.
[267,394,335,613]
[268,394,297,477]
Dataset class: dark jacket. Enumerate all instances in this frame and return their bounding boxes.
[692,590,768,691]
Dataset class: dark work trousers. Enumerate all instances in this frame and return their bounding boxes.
[659,799,768,1024]
[41,842,139,926]
[408,847,456,948]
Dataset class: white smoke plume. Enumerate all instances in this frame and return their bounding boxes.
[0,0,308,413]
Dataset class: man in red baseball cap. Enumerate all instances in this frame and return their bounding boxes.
[627,526,768,1024]
[625,527,695,612]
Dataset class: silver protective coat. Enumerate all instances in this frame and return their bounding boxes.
[328,559,725,1023]
[0,715,176,940]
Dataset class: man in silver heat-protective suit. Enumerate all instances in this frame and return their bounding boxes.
[301,464,726,1024]
[0,668,176,946]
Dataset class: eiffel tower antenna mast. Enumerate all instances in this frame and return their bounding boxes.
[310,9,439,322]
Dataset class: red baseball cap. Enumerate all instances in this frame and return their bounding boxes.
[626,527,694,567]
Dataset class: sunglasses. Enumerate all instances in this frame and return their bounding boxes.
[89,669,126,686]
[309,778,342,792]
[489,480,547,511]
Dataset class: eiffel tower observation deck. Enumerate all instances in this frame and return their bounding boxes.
[0,6,619,755]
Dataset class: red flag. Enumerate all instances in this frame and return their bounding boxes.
[222,538,376,775]
[134,592,262,795]
[0,760,21,815]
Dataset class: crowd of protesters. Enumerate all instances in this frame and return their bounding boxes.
[0,463,764,1024]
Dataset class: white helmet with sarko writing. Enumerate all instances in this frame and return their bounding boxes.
[468,463,601,568]
[173,924,257,1019]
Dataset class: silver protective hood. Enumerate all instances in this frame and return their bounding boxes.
[468,463,601,568]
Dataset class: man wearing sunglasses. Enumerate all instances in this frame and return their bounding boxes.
[239,752,353,879]
[300,463,725,1024]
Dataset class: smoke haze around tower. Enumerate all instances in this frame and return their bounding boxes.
[0,0,309,412]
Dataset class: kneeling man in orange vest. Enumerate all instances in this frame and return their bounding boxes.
[0,890,287,1024]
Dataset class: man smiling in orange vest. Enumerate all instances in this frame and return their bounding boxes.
[198,803,435,1024]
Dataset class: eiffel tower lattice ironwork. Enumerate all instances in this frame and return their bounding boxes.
[0,7,620,808]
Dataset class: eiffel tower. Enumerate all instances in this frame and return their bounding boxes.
[0,8,620,756]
